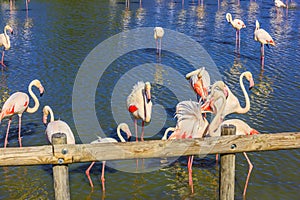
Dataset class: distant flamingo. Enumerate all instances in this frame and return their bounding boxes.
[42,105,75,144]
[0,79,44,148]
[0,25,13,68]
[85,123,132,191]
[154,27,164,56]
[226,13,246,47]
[127,81,152,142]
[185,67,210,101]
[254,20,275,69]
[207,119,259,197]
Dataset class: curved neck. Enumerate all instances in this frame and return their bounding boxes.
[47,107,54,122]
[26,82,40,113]
[236,72,250,114]
[117,125,126,142]
[162,127,175,140]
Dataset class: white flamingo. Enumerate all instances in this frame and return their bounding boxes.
[154,27,164,56]
[127,81,152,142]
[0,25,13,67]
[254,20,275,69]
[226,13,246,45]
[85,123,132,191]
[0,79,44,148]
[185,67,210,101]
[42,105,75,145]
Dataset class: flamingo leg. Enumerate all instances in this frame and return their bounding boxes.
[1,50,6,68]
[85,161,96,188]
[188,156,194,193]
[4,118,12,148]
[159,38,162,56]
[134,118,138,142]
[141,121,145,141]
[242,152,253,197]
[261,44,265,69]
[101,161,106,191]
[156,39,159,54]
[25,0,28,10]
[216,153,219,165]
[18,115,22,148]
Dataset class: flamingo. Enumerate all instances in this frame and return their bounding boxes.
[222,71,254,117]
[0,25,13,68]
[127,81,152,142]
[154,27,164,56]
[185,67,210,101]
[85,123,132,191]
[207,119,259,197]
[254,20,275,69]
[42,105,75,144]
[226,13,246,45]
[0,79,44,148]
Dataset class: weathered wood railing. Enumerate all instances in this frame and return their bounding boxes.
[0,130,299,200]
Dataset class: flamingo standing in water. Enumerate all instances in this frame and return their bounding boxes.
[226,13,246,47]
[0,79,44,148]
[85,123,132,191]
[127,81,152,142]
[154,27,164,56]
[42,105,75,144]
[0,25,13,68]
[207,118,259,197]
[254,20,275,69]
[185,67,210,101]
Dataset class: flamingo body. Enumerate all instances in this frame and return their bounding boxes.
[43,105,75,145]
[226,13,246,30]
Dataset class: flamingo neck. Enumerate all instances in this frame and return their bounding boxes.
[47,107,55,122]
[26,82,40,113]
[236,72,250,114]
[3,27,10,49]
[162,127,175,140]
[208,94,226,136]
[117,125,126,142]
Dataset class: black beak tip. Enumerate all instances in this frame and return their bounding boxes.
[128,136,131,141]
[40,92,44,97]
[249,86,253,91]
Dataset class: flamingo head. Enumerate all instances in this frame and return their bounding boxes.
[5,25,13,35]
[226,13,232,23]
[120,123,132,141]
[42,105,50,125]
[244,71,254,90]
[30,79,45,97]
[144,82,151,102]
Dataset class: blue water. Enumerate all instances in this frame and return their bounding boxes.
[0,0,299,199]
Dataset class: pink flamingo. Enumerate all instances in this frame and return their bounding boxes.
[0,25,13,68]
[0,79,44,148]
[185,67,210,101]
[254,20,275,69]
[85,123,132,191]
[207,118,259,197]
[154,27,164,56]
[226,13,246,47]
[127,81,152,142]
[43,105,75,144]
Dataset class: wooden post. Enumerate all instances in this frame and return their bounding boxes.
[52,133,70,200]
[219,124,236,200]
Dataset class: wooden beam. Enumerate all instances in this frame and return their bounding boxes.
[0,132,299,166]
[219,125,236,200]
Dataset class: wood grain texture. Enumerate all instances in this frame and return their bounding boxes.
[0,132,299,166]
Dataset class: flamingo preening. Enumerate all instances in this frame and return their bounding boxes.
[127,81,152,142]
[154,27,164,56]
[254,20,275,69]
[42,105,75,145]
[226,13,246,47]
[85,123,132,191]
[0,79,44,148]
[0,25,13,68]
[185,67,210,101]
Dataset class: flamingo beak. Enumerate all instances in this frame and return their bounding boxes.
[128,136,131,141]
[11,30,13,35]
[249,78,254,90]
[40,86,45,97]
[146,89,151,103]
[201,100,213,113]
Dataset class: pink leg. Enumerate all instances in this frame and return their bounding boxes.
[1,50,6,68]
[4,118,12,148]
[243,152,253,197]
[101,161,106,191]
[18,115,22,148]
[159,38,162,56]
[25,0,28,10]
[141,121,145,141]
[134,119,138,142]
[216,154,219,165]
[188,156,194,193]
[156,39,159,54]
[85,162,96,188]
[261,44,265,69]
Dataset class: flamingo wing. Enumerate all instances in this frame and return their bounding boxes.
[0,92,29,120]
[255,29,275,45]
